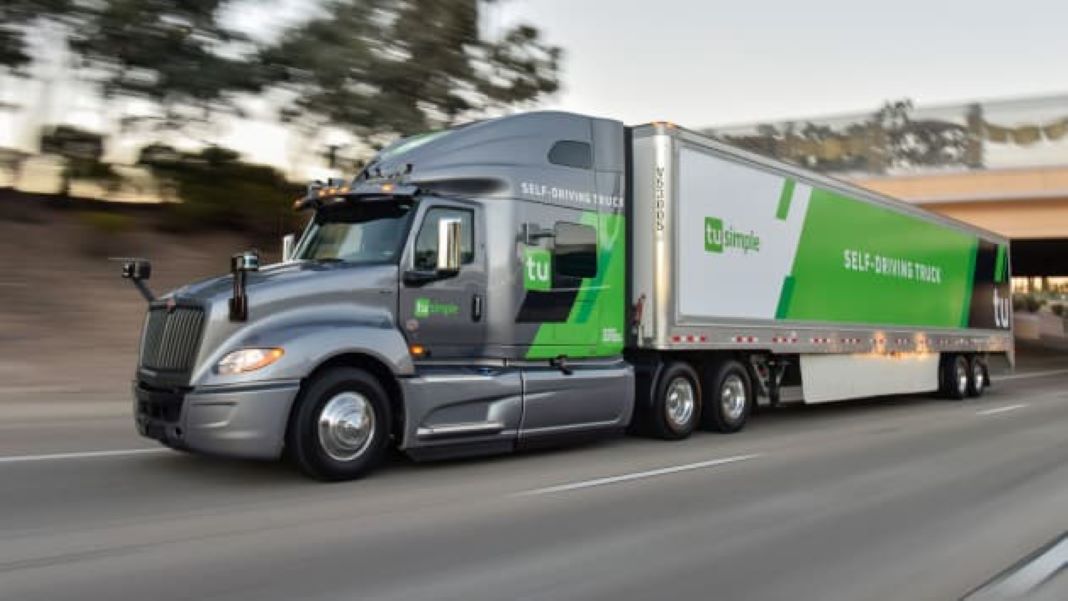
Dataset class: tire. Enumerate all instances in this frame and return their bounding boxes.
[287,367,392,481]
[647,361,701,440]
[967,356,987,398]
[701,360,753,433]
[942,354,970,400]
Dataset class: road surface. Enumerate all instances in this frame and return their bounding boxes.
[2,357,1067,601]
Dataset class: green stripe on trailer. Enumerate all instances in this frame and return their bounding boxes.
[782,188,978,328]
[994,244,1008,283]
[775,275,796,319]
[776,178,796,221]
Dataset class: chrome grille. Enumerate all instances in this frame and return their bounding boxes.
[139,305,205,372]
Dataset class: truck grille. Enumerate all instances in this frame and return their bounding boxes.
[140,305,205,372]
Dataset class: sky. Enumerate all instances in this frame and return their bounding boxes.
[4,0,1068,180]
[493,0,1068,129]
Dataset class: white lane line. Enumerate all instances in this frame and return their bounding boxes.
[999,368,1068,381]
[976,403,1028,416]
[515,454,761,496]
[964,533,1068,600]
[0,448,168,465]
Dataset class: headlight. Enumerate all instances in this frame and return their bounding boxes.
[217,348,284,375]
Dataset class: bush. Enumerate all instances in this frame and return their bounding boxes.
[1052,304,1065,317]
[79,210,133,234]
[77,210,133,256]
[145,146,302,238]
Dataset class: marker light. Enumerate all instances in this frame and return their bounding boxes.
[217,348,284,375]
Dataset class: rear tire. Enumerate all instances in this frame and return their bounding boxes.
[648,361,701,440]
[287,367,392,481]
[701,360,753,433]
[942,354,970,400]
[967,356,987,398]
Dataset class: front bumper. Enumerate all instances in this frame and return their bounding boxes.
[134,380,301,460]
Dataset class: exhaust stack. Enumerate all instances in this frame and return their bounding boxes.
[229,250,260,322]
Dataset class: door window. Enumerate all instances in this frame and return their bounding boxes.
[553,221,597,279]
[413,207,474,271]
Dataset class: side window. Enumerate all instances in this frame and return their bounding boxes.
[548,140,592,170]
[413,207,474,271]
[554,222,597,278]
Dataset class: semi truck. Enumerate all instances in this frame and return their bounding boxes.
[124,111,1013,480]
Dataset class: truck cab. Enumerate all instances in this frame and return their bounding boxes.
[131,112,635,480]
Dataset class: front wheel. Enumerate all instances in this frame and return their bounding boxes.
[287,367,392,481]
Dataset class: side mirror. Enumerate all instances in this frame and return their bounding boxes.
[116,258,155,303]
[281,234,296,263]
[121,259,152,281]
[437,217,462,274]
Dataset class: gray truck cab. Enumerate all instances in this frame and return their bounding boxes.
[130,112,635,480]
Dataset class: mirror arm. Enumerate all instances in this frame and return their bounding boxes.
[131,279,155,303]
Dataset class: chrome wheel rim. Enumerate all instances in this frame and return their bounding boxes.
[318,392,375,462]
[973,363,984,393]
[956,363,969,396]
[665,377,695,428]
[721,374,747,421]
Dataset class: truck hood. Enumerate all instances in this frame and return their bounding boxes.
[165,261,401,379]
[168,261,396,307]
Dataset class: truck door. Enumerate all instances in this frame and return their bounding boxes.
[399,203,487,358]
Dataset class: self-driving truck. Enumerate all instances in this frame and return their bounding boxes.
[124,112,1013,480]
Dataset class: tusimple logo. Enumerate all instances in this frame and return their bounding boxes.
[705,216,761,255]
[414,297,459,319]
[524,248,552,290]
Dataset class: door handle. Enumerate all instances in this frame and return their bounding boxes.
[472,294,483,322]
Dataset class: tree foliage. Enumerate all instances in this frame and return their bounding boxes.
[266,0,561,138]
[71,0,263,127]
[0,1,76,71]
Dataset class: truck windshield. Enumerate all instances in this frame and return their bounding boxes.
[294,203,412,264]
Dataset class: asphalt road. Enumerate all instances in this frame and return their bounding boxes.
[2,359,1067,601]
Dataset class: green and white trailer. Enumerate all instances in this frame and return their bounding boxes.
[124,112,1013,480]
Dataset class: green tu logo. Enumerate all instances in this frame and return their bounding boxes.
[414,298,431,318]
[524,248,552,290]
[705,217,724,253]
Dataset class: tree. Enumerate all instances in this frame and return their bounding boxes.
[71,0,264,130]
[0,1,76,73]
[265,0,561,140]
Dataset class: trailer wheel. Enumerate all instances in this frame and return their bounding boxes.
[648,362,701,440]
[701,360,753,433]
[967,356,987,398]
[287,367,391,481]
[942,354,970,400]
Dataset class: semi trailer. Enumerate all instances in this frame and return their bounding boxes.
[124,111,1013,480]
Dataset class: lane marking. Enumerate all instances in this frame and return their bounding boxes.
[963,533,1068,600]
[0,448,168,465]
[976,404,1028,417]
[999,368,1068,382]
[515,454,761,496]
